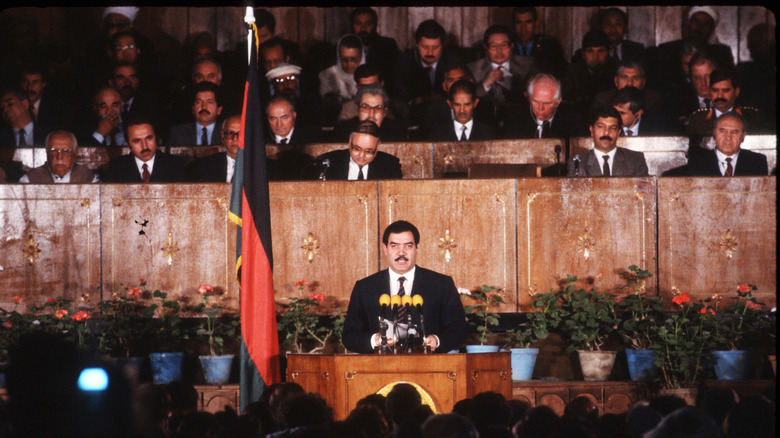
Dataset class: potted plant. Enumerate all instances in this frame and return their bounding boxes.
[504,287,559,379]
[192,283,239,385]
[616,265,664,381]
[553,275,618,381]
[461,285,504,352]
[142,281,190,384]
[278,279,334,354]
[649,289,712,402]
[701,283,766,380]
[98,282,149,362]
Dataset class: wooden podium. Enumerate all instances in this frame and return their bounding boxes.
[286,352,512,420]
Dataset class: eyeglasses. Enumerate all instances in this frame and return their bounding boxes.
[47,148,74,156]
[222,130,240,139]
[359,103,386,113]
[273,75,298,83]
[114,44,136,52]
[349,144,376,157]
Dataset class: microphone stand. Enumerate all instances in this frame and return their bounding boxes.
[554,144,562,176]
[378,317,389,354]
[416,305,429,354]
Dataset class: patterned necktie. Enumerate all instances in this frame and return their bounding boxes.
[724,157,733,176]
[459,125,467,141]
[397,277,407,321]
[18,129,27,146]
[142,163,150,183]
[201,127,208,146]
[602,155,611,176]
[357,166,365,180]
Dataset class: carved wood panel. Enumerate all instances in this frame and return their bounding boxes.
[516,178,657,310]
[657,177,776,307]
[433,139,566,178]
[378,179,517,311]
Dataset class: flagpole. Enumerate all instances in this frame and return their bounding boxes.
[244,7,255,65]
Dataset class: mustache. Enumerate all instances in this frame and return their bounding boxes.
[198,109,211,115]
[600,136,613,141]
[714,97,728,103]
[394,256,408,262]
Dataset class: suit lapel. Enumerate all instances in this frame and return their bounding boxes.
[585,150,602,176]
[612,148,627,176]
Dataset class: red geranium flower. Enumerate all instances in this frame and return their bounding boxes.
[295,279,308,287]
[747,301,762,310]
[72,310,91,321]
[47,298,57,303]
[310,293,326,302]
[55,309,68,319]
[12,296,21,304]
[197,284,214,295]
[4,321,12,328]
[738,284,751,293]
[672,292,691,306]
[129,288,142,298]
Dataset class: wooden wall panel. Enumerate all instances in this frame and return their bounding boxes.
[378,179,517,312]
[657,177,776,308]
[628,6,656,48]
[433,139,565,178]
[544,7,575,59]
[516,178,657,310]
[0,185,101,308]
[654,5,685,45]
[100,184,238,311]
[268,181,379,309]
[298,7,327,51]
[377,7,407,50]
[434,7,463,47]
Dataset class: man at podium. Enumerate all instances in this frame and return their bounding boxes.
[342,221,469,354]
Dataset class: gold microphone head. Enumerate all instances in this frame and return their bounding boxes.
[390,294,402,307]
[401,295,412,307]
[379,294,391,306]
[412,295,423,307]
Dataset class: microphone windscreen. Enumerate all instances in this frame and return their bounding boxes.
[412,295,423,307]
[401,295,412,307]
[390,294,402,307]
[379,294,391,306]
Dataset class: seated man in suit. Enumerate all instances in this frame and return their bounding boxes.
[108,61,161,133]
[350,7,401,86]
[333,83,407,143]
[102,114,186,183]
[306,119,401,180]
[592,60,664,113]
[167,81,223,146]
[342,220,469,354]
[512,7,567,79]
[19,130,99,183]
[264,96,317,180]
[1,87,50,148]
[77,86,126,147]
[598,7,645,63]
[187,115,240,183]
[687,69,767,136]
[429,79,496,142]
[562,30,617,119]
[567,105,648,177]
[502,73,586,139]
[686,112,768,176]
[612,86,671,136]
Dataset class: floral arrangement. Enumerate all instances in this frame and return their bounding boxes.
[97,280,150,357]
[616,265,665,350]
[277,279,334,353]
[552,275,617,352]
[701,283,768,351]
[506,286,557,348]
[191,284,239,356]
[461,285,505,345]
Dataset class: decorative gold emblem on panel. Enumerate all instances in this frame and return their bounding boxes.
[80,198,90,208]
[112,198,123,207]
[216,197,228,209]
[719,229,738,259]
[23,235,41,266]
[413,156,423,165]
[388,194,398,204]
[301,233,320,263]
[443,154,455,164]
[576,228,596,260]
[438,229,457,263]
[669,192,679,202]
[527,192,539,203]
[356,194,368,205]
[161,233,179,265]
[634,191,644,201]
[494,193,506,203]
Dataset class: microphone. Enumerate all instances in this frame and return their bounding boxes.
[318,159,330,180]
[412,295,428,351]
[573,156,580,176]
[390,295,402,320]
[379,294,390,314]
[554,144,562,176]
[401,295,413,325]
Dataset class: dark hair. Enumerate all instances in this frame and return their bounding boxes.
[600,7,628,27]
[122,113,156,140]
[589,105,623,128]
[582,29,611,49]
[612,86,645,113]
[512,7,538,21]
[192,57,222,79]
[350,7,377,25]
[260,37,286,56]
[254,8,276,34]
[1,87,29,103]
[708,68,738,88]
[339,34,364,52]
[382,221,420,245]
[192,80,222,107]
[354,64,381,83]
[483,24,514,46]
[108,30,136,52]
[415,19,446,43]
[386,383,422,425]
[448,79,477,101]
[689,50,717,70]
[355,83,389,107]
[112,60,136,75]
[353,119,380,138]
[444,64,474,81]
[18,62,47,83]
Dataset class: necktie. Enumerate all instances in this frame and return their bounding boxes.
[142,163,150,183]
[602,155,611,176]
[703,98,711,109]
[459,125,467,141]
[425,66,434,87]
[357,166,365,180]
[724,157,733,176]
[397,277,407,321]
[122,103,130,119]
[201,127,208,146]
[626,129,633,137]
[540,121,550,139]
[18,129,27,146]
[279,138,288,145]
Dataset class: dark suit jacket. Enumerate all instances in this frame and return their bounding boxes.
[685,149,768,176]
[392,47,464,104]
[468,56,536,104]
[265,120,324,149]
[103,152,186,183]
[0,121,51,148]
[342,267,469,354]
[167,123,221,146]
[363,33,402,84]
[567,147,649,176]
[305,148,402,180]
[332,117,408,143]
[188,152,230,182]
[514,34,568,79]
[501,102,587,139]
[614,40,646,63]
[429,119,496,142]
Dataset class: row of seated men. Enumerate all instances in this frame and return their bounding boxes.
[0,6,774,159]
[0,103,768,185]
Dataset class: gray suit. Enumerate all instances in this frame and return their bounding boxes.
[467,55,536,103]
[567,147,649,177]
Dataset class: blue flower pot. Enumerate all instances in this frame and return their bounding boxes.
[199,354,234,385]
[510,348,539,380]
[625,349,657,381]
[465,345,500,353]
[149,352,184,384]
[712,350,752,381]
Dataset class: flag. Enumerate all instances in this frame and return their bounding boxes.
[230,22,280,412]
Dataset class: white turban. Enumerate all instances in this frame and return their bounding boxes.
[266,63,302,80]
[688,6,719,26]
[103,7,140,23]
